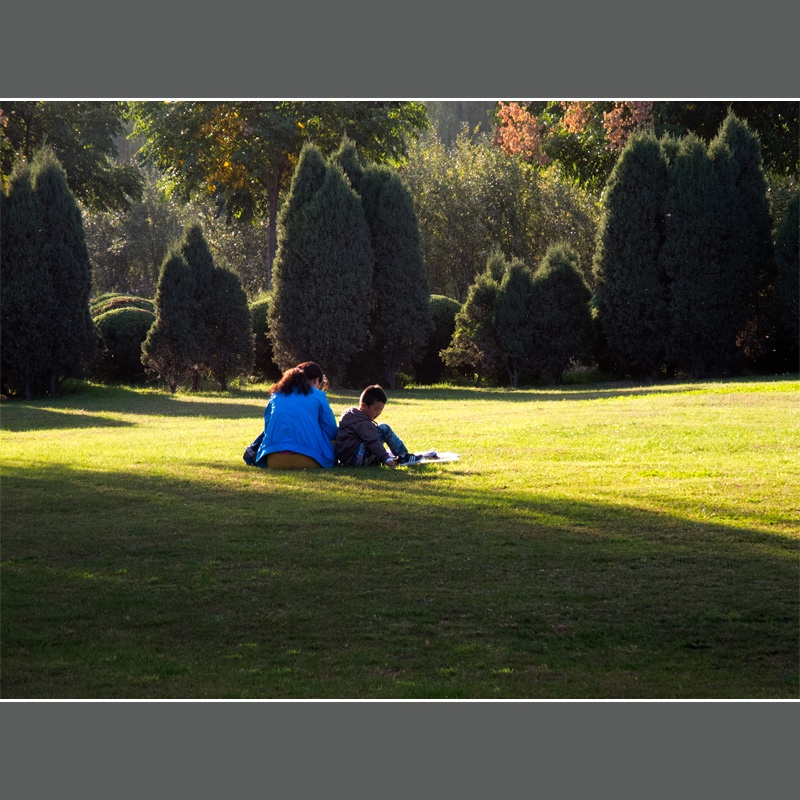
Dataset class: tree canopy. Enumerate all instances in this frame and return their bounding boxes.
[493,100,798,193]
[129,101,428,282]
[0,102,144,212]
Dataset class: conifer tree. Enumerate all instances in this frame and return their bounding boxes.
[329,137,366,195]
[660,134,731,376]
[268,143,330,370]
[357,164,432,388]
[484,247,509,283]
[709,112,776,371]
[279,142,328,229]
[30,148,100,395]
[141,250,196,393]
[495,257,536,387]
[177,222,216,390]
[528,243,595,384]
[269,156,374,384]
[0,162,52,398]
[441,260,504,384]
[772,189,799,369]
[593,130,670,377]
[205,266,254,391]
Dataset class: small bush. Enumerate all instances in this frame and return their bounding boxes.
[92,306,156,384]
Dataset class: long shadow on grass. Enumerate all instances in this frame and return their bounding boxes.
[1,408,136,432]
[2,394,264,433]
[1,384,366,433]
[2,461,797,699]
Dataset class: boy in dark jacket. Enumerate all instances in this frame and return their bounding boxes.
[336,385,420,468]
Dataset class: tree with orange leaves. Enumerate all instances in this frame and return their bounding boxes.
[494,101,654,191]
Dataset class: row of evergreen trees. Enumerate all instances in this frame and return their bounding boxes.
[268,139,431,388]
[3,117,796,399]
[442,244,595,386]
[1,150,99,399]
[593,113,797,378]
[445,112,797,385]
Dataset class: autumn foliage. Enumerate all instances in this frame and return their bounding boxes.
[494,101,654,167]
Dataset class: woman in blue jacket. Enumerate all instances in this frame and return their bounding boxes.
[243,362,338,468]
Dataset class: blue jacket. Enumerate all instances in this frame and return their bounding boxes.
[255,387,338,468]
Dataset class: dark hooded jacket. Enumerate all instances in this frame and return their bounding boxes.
[335,406,392,465]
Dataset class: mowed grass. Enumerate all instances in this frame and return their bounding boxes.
[1,375,798,699]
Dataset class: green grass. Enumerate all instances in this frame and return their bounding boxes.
[1,375,798,698]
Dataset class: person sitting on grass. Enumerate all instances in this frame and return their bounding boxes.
[243,361,337,469]
[336,385,420,468]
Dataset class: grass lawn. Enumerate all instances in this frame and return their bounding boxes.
[1,375,798,699]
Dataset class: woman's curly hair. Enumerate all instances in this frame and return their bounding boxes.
[269,362,327,395]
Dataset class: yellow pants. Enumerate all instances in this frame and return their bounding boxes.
[265,452,322,469]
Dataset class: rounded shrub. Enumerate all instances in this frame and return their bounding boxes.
[93,306,156,383]
[91,295,156,319]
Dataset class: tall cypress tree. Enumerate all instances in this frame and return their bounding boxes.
[662,131,759,376]
[269,158,374,384]
[141,250,196,393]
[0,162,52,398]
[529,243,595,385]
[709,112,776,372]
[772,190,799,370]
[357,164,432,388]
[30,148,100,395]
[593,130,670,378]
[205,266,254,391]
[659,134,726,376]
[494,257,535,387]
[177,222,216,389]
[268,143,330,371]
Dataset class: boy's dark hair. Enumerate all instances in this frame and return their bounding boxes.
[360,384,387,407]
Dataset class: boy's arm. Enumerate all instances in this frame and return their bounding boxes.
[357,418,393,464]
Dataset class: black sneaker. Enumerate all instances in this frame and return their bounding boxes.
[397,453,421,465]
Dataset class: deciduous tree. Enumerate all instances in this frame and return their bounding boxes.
[1,102,143,211]
[401,128,547,301]
[130,101,427,284]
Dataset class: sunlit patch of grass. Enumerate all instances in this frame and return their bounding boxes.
[1,375,798,698]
